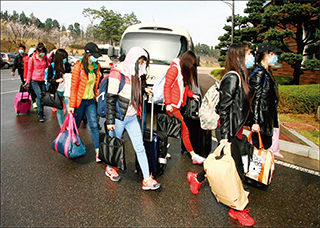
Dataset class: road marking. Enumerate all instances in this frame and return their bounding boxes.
[1,78,19,81]
[275,159,320,176]
[1,90,18,95]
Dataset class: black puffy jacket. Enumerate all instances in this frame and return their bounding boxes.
[217,71,251,140]
[249,64,279,137]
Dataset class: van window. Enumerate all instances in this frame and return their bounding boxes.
[99,48,108,55]
[120,32,188,65]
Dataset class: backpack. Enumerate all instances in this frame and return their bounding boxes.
[199,80,220,130]
[97,73,125,118]
[44,62,55,91]
[152,65,179,104]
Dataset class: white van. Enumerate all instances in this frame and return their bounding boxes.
[97,44,118,73]
[108,23,196,85]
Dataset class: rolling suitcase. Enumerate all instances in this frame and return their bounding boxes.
[14,86,31,114]
[135,94,168,177]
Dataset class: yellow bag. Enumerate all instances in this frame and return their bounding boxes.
[245,131,275,185]
[204,142,249,211]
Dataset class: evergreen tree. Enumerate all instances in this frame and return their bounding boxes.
[260,0,320,85]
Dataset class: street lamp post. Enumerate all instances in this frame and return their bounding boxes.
[221,0,235,44]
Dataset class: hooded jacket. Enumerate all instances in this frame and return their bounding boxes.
[249,64,279,136]
[26,53,49,83]
[105,47,148,125]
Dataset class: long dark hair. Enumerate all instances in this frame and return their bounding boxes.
[36,42,47,53]
[224,43,250,103]
[130,52,149,110]
[180,51,198,87]
[53,49,68,79]
[82,52,98,77]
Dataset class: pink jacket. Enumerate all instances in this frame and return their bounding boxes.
[26,53,49,83]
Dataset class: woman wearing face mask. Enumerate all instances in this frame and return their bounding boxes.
[105,46,161,191]
[68,42,102,161]
[163,51,204,164]
[46,49,71,127]
[25,42,50,122]
[187,43,255,227]
[249,43,282,150]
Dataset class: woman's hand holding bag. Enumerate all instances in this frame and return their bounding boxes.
[52,112,86,159]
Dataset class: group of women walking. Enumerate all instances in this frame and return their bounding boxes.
[12,40,282,227]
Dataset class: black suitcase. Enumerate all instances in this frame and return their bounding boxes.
[135,94,168,177]
[181,117,212,158]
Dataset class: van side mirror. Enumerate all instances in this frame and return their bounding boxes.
[108,46,114,57]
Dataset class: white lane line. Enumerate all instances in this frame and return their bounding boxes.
[275,159,320,176]
[1,78,19,81]
[1,90,18,95]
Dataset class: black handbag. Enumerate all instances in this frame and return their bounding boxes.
[41,91,63,109]
[157,112,181,138]
[99,122,126,170]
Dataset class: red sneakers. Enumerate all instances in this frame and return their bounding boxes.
[229,208,255,227]
[187,172,203,195]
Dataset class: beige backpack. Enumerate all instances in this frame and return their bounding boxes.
[204,142,249,210]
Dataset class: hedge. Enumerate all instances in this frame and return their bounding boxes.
[210,69,225,80]
[210,70,293,85]
[210,69,319,114]
[278,84,319,114]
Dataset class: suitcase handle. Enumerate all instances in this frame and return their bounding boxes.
[142,93,154,142]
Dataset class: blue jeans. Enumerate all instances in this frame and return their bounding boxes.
[31,80,46,113]
[74,99,99,149]
[57,91,69,127]
[109,115,150,179]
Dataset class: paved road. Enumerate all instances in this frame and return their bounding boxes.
[1,68,319,227]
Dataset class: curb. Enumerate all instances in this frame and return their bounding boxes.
[243,129,320,161]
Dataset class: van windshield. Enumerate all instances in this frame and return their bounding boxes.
[120,32,188,65]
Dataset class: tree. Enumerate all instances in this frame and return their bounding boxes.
[52,19,60,30]
[260,0,320,85]
[9,10,19,22]
[215,14,245,66]
[84,6,141,45]
[19,11,29,25]
[2,20,42,49]
[83,8,99,40]
[241,0,266,47]
[0,10,10,21]
[44,18,53,31]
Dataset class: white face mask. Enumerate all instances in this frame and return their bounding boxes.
[138,62,147,76]
[245,53,255,68]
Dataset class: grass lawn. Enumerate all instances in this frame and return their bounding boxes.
[278,113,319,146]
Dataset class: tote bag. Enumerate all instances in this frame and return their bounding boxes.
[157,112,181,138]
[41,91,63,110]
[52,113,86,159]
[99,122,126,170]
[244,131,275,186]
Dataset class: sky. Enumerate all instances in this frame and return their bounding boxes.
[1,1,249,47]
